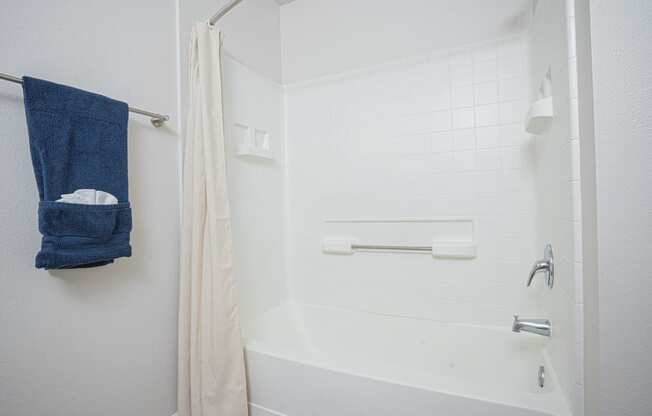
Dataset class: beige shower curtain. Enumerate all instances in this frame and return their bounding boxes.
[178,22,248,416]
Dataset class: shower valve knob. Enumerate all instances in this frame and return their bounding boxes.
[526,244,554,289]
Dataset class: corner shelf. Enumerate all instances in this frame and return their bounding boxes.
[525,96,554,134]
[524,68,554,135]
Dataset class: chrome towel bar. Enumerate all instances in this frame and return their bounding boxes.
[351,244,432,252]
[0,72,169,127]
[322,237,477,259]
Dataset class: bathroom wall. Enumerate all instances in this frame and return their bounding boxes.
[528,0,582,414]
[284,31,543,325]
[177,0,287,329]
[577,0,652,415]
[0,1,179,415]
[222,56,287,326]
[280,0,534,84]
[0,1,285,415]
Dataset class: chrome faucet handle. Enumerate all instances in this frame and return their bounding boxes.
[527,259,551,285]
[526,244,554,289]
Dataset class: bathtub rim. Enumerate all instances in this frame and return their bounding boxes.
[242,302,573,416]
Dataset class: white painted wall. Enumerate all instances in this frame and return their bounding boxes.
[577,1,652,415]
[0,1,284,414]
[280,0,533,83]
[284,35,541,326]
[528,0,583,414]
[0,1,179,415]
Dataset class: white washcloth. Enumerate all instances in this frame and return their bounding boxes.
[56,189,118,205]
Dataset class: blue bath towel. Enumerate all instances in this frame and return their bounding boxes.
[22,77,132,269]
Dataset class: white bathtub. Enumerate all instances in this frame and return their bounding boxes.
[243,303,571,416]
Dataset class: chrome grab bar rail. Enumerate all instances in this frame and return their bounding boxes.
[350,244,432,252]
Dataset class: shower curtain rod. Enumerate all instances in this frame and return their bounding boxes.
[0,72,169,127]
[209,0,244,25]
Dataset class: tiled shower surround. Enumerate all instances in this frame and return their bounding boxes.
[222,3,584,414]
[285,35,543,326]
[283,17,582,412]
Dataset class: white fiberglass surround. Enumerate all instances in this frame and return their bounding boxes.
[218,1,580,415]
[243,303,571,416]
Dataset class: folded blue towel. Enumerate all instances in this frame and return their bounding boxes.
[22,77,132,269]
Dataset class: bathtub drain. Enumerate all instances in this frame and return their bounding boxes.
[538,365,545,388]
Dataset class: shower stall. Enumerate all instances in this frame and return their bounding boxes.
[220,1,582,415]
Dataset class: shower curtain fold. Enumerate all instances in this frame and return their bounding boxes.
[178,22,248,416]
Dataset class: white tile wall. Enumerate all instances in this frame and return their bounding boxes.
[285,36,541,326]
[453,107,475,129]
[452,86,474,108]
[453,129,475,151]
[474,82,499,105]
[475,104,499,126]
[474,59,498,83]
[499,77,529,101]
[476,126,501,149]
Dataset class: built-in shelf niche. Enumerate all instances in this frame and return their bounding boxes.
[234,123,273,159]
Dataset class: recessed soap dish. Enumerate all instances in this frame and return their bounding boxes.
[234,123,273,160]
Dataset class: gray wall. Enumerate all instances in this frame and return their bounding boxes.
[577,0,652,414]
[0,1,180,415]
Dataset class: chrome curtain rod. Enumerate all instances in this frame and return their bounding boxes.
[209,0,244,25]
[0,72,169,127]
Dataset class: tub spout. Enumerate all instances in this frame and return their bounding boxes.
[512,315,551,337]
